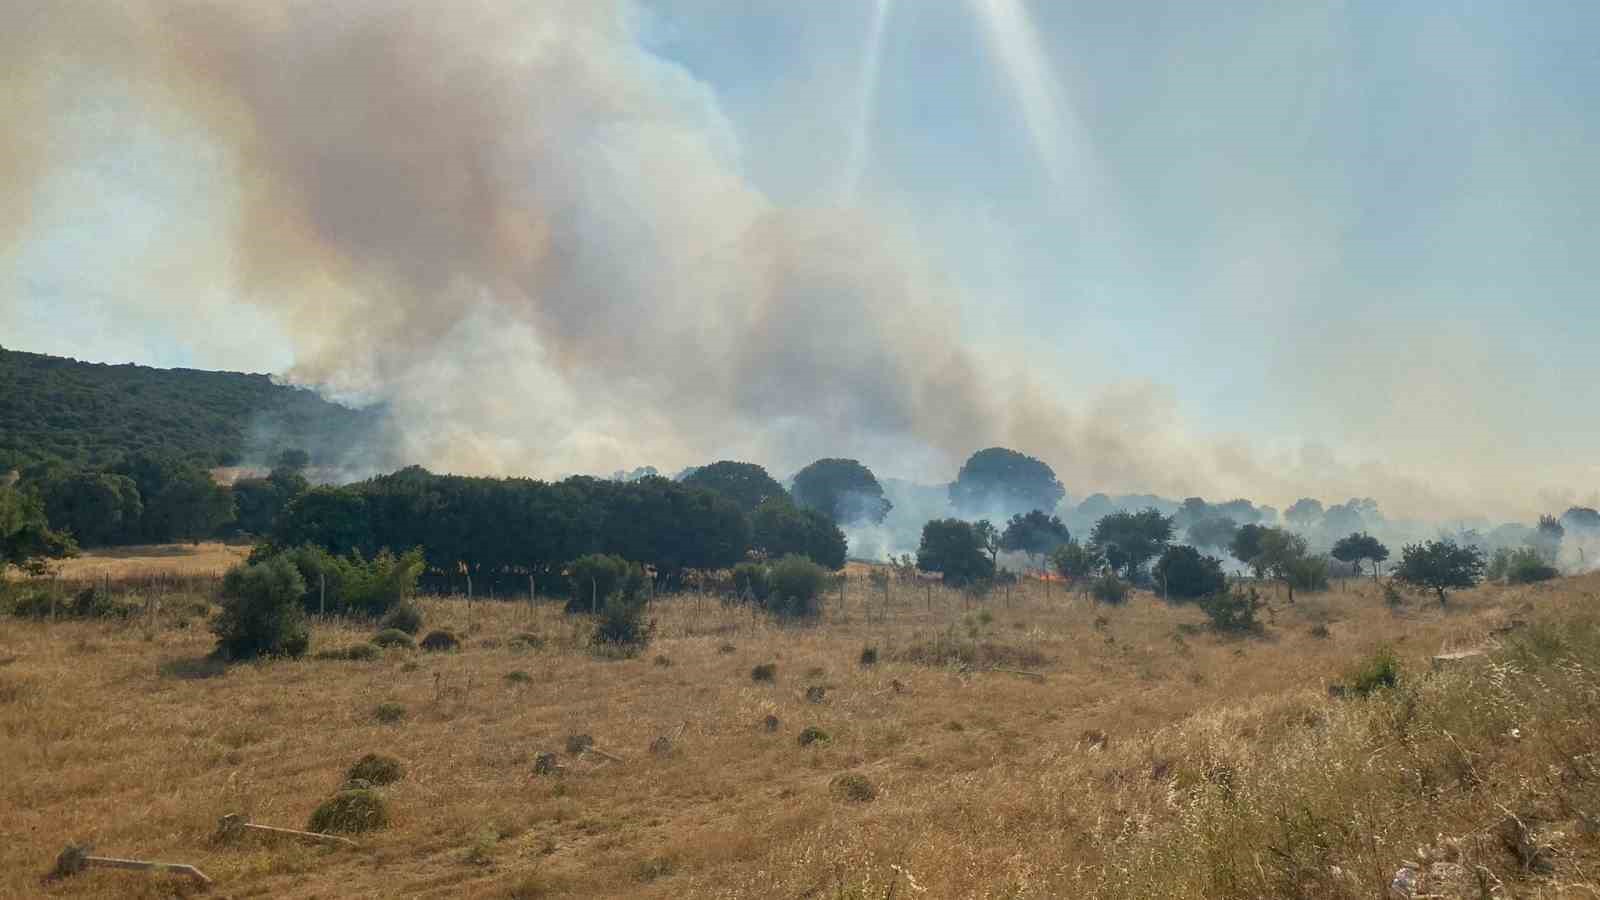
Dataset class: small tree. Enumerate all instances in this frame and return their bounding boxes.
[1254,527,1311,603]
[1090,508,1174,579]
[732,560,772,602]
[214,555,310,659]
[1151,545,1226,601]
[1331,532,1390,582]
[974,519,1002,569]
[1528,514,1564,564]
[1229,523,1269,577]
[1,484,76,576]
[1394,539,1486,605]
[1503,546,1559,584]
[1000,510,1071,568]
[1051,540,1105,581]
[916,519,995,584]
[790,458,892,525]
[1198,584,1262,634]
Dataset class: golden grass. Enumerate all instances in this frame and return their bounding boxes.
[35,542,251,580]
[1,570,1596,897]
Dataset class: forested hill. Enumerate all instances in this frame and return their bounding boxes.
[0,346,383,472]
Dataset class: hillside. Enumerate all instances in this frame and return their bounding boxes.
[0,346,383,472]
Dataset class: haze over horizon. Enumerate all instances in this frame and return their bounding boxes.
[4,1,1598,522]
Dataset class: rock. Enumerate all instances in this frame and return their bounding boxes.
[648,736,672,757]
[804,685,827,704]
[565,734,594,754]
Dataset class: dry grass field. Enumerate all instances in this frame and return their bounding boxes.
[12,543,252,581]
[2,568,1598,898]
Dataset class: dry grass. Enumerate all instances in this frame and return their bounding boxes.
[1,567,1597,897]
[34,542,251,580]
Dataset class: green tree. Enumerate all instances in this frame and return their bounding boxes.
[1284,498,1325,531]
[1050,540,1105,580]
[750,498,847,570]
[1229,523,1270,576]
[1090,508,1174,578]
[948,447,1065,516]
[1254,527,1312,603]
[1151,545,1226,601]
[232,466,309,536]
[565,554,645,615]
[117,452,234,542]
[1394,539,1486,605]
[1561,506,1600,532]
[974,519,1001,569]
[790,458,891,525]
[1000,509,1071,567]
[681,461,788,514]
[1186,514,1238,553]
[42,471,142,546]
[765,554,828,620]
[275,486,373,556]
[1331,532,1389,581]
[1,484,76,575]
[1528,514,1564,563]
[916,518,995,584]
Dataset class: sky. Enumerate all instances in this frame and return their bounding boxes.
[3,0,1598,520]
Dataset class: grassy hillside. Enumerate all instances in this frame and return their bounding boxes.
[0,346,382,472]
[1,570,1596,897]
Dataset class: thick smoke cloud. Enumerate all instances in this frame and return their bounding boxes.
[3,1,1591,525]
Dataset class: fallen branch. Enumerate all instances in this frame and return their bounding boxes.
[989,667,1045,682]
[49,844,212,886]
[585,746,627,764]
[216,814,358,847]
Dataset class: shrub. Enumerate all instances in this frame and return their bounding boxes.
[1504,547,1559,584]
[374,702,407,723]
[830,772,877,802]
[213,556,310,660]
[859,645,879,667]
[505,670,532,684]
[1287,554,1330,593]
[1198,585,1263,634]
[764,554,827,620]
[751,662,777,682]
[278,545,424,618]
[1344,645,1400,696]
[732,561,772,603]
[307,789,389,834]
[380,599,424,635]
[420,629,460,652]
[347,752,405,785]
[565,554,644,614]
[372,628,416,650]
[1090,573,1129,605]
[591,594,654,655]
[797,725,830,746]
[315,643,382,661]
[1152,545,1227,601]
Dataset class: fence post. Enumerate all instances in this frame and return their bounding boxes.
[319,572,326,617]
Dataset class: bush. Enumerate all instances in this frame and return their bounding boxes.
[1090,573,1129,605]
[565,554,644,614]
[1152,545,1227,601]
[213,556,310,660]
[1504,547,1559,584]
[1287,554,1330,592]
[1197,585,1263,634]
[380,599,424,634]
[797,725,830,746]
[506,669,532,683]
[307,789,389,834]
[373,702,407,723]
[419,629,460,652]
[276,545,424,618]
[764,554,827,619]
[315,643,382,661]
[1344,645,1400,696]
[347,752,404,785]
[859,645,879,667]
[732,561,772,603]
[750,662,777,682]
[372,628,416,649]
[590,594,654,655]
[830,772,877,802]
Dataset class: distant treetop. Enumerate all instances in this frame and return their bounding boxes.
[949,447,1065,516]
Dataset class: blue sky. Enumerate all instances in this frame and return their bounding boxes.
[3,0,1597,517]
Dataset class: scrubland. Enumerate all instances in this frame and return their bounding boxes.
[2,569,1597,898]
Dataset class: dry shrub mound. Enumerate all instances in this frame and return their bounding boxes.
[894,631,1048,670]
[797,725,830,746]
[566,734,595,754]
[380,599,424,635]
[505,670,532,684]
[371,629,415,650]
[420,629,460,652]
[508,632,546,651]
[316,643,381,661]
[750,663,777,682]
[347,752,404,786]
[374,702,407,724]
[308,788,389,834]
[859,645,879,667]
[830,772,876,802]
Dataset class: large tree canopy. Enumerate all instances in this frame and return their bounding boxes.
[680,461,787,514]
[1090,508,1173,577]
[790,458,891,525]
[1331,532,1389,581]
[750,498,847,570]
[916,518,995,584]
[948,447,1065,516]
[1,484,76,575]
[1000,510,1071,562]
[1395,539,1486,605]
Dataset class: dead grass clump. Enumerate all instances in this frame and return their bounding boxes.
[372,628,415,649]
[830,772,876,802]
[420,629,460,652]
[804,685,826,704]
[653,654,672,667]
[894,631,1049,670]
[718,642,737,654]
[374,702,407,724]
[763,714,780,732]
[505,670,533,684]
[566,734,594,754]
[509,631,546,651]
[347,752,405,785]
[380,600,424,635]
[1309,623,1331,639]
[634,854,677,882]
[859,645,878,666]
[751,663,777,682]
[307,788,389,834]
